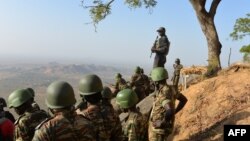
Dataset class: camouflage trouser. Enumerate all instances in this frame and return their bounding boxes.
[153,55,166,68]
[148,121,171,141]
[173,75,180,88]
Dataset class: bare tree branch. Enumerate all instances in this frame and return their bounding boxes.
[209,0,221,18]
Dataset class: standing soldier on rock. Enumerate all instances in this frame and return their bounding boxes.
[32,81,96,141]
[8,89,49,141]
[151,27,170,68]
[116,89,148,141]
[171,58,183,90]
[130,66,146,101]
[76,74,123,141]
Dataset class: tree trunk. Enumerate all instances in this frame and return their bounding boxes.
[190,0,222,75]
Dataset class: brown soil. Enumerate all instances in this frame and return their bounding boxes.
[169,65,250,141]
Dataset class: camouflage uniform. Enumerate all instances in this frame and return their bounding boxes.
[32,110,96,141]
[14,107,49,141]
[141,73,151,96]
[172,63,183,88]
[115,78,128,91]
[77,103,122,141]
[148,84,175,141]
[122,111,148,141]
[152,27,170,68]
[130,73,146,101]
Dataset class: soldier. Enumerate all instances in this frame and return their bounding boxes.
[114,73,128,94]
[0,97,15,123]
[76,74,123,141]
[171,58,183,89]
[149,67,187,141]
[151,27,170,68]
[7,89,49,141]
[32,81,96,141]
[130,66,146,101]
[116,89,148,141]
[101,86,113,107]
[140,68,151,96]
[148,67,175,141]
[26,88,41,111]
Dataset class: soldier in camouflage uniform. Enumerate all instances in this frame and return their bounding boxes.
[114,73,129,94]
[151,27,170,68]
[116,89,148,141]
[148,67,175,141]
[101,86,113,108]
[171,58,183,89]
[7,89,49,141]
[130,66,146,101]
[140,68,151,96]
[76,74,123,141]
[32,81,96,141]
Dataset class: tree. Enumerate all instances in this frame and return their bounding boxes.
[230,13,250,63]
[81,0,222,74]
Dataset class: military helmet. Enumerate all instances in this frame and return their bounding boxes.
[8,89,33,108]
[0,97,7,108]
[101,86,112,99]
[150,67,169,82]
[46,81,76,109]
[115,73,122,79]
[175,58,180,63]
[157,27,166,33]
[116,89,138,109]
[79,74,103,96]
[134,66,141,73]
[26,88,35,97]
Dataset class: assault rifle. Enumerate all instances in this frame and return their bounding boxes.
[150,36,158,58]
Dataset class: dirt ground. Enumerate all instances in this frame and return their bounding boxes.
[168,66,250,141]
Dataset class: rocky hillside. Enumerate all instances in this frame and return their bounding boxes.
[169,64,250,141]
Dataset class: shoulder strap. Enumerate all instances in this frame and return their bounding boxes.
[35,117,53,130]
[14,114,25,125]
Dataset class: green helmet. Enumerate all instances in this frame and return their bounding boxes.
[150,67,169,82]
[8,89,33,108]
[0,97,7,108]
[46,81,76,109]
[101,86,112,99]
[115,73,122,80]
[79,74,103,96]
[26,88,35,97]
[134,66,141,73]
[116,89,138,109]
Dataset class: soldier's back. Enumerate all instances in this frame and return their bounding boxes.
[32,113,96,141]
[123,112,148,141]
[15,109,49,141]
[79,104,122,141]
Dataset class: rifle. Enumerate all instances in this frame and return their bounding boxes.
[150,36,159,58]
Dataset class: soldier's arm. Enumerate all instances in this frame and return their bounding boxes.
[111,116,123,141]
[175,93,188,114]
[16,118,33,141]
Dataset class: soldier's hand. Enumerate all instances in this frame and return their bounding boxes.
[153,119,165,129]
[151,47,156,52]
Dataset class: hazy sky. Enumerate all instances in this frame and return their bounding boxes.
[0,0,249,68]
